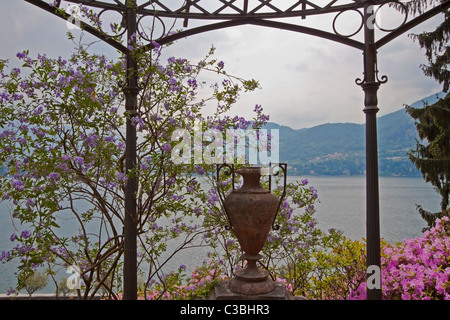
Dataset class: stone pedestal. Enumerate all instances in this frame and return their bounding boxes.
[212,281,291,300]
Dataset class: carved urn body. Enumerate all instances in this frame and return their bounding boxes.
[224,167,279,295]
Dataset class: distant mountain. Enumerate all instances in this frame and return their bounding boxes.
[263,92,446,176]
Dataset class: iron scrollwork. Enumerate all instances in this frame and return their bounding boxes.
[267,163,287,231]
[26,0,444,57]
[216,163,235,230]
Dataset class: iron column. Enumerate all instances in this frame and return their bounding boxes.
[123,0,139,300]
[361,0,382,300]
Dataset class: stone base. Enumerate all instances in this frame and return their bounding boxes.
[229,272,275,295]
[212,281,290,300]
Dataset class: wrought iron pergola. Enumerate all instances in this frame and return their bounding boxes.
[23,0,450,300]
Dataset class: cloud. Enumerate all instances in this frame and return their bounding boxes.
[0,1,119,62]
[0,1,68,58]
[1,1,444,130]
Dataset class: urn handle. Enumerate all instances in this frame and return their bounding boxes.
[267,163,287,230]
[216,163,235,230]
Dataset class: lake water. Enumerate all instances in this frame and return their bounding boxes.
[0,176,442,294]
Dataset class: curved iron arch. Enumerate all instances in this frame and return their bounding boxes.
[25,0,450,54]
[27,0,367,52]
[143,18,365,51]
[376,0,450,49]
[24,0,128,53]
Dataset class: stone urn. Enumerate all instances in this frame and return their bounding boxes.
[223,166,280,295]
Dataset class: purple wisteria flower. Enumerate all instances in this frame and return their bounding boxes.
[309,186,318,198]
[49,172,60,181]
[84,134,98,147]
[207,189,219,205]
[6,288,16,296]
[168,77,177,86]
[195,165,204,175]
[117,172,127,184]
[167,177,175,186]
[131,116,144,131]
[187,78,197,88]
[33,106,43,115]
[11,179,24,191]
[73,156,84,166]
[161,144,171,152]
[16,52,27,59]
[151,41,160,49]
[21,230,31,239]
[0,250,11,263]
[26,198,35,208]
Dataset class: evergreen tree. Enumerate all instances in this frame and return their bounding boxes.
[406,95,450,230]
[406,0,450,91]
[404,0,450,230]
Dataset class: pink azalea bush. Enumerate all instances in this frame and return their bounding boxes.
[349,216,450,300]
[112,262,227,300]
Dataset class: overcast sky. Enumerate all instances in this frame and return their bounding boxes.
[0,1,445,129]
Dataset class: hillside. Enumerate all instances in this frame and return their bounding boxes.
[263,92,446,176]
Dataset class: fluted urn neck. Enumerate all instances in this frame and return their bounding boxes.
[235,167,268,193]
